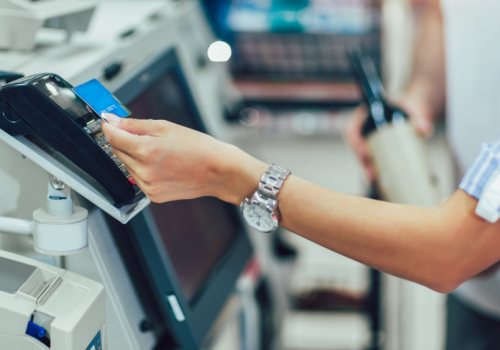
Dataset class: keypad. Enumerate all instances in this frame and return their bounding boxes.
[119,166,130,176]
[86,118,133,183]
[103,146,113,156]
[87,120,101,133]
[111,156,123,166]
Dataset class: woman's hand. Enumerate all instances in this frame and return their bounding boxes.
[101,114,267,204]
[344,95,435,183]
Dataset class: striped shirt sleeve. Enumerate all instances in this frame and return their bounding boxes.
[459,137,500,222]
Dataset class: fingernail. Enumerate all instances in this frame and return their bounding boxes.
[101,113,121,125]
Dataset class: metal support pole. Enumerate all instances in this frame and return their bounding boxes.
[0,216,34,236]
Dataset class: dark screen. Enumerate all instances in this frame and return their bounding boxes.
[126,70,239,302]
[34,75,91,123]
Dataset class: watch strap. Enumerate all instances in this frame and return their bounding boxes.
[257,164,291,201]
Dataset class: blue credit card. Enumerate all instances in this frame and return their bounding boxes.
[73,79,131,118]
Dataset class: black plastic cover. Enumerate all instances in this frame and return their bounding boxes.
[0,71,25,84]
[0,73,144,207]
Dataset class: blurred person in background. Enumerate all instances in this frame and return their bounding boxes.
[345,0,500,349]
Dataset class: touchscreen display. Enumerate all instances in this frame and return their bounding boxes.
[126,70,240,302]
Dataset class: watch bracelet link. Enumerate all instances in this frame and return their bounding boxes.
[257,164,291,201]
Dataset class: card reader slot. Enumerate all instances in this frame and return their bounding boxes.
[0,73,145,207]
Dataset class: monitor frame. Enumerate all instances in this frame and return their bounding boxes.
[110,48,253,350]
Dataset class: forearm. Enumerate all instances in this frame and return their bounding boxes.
[475,261,500,278]
[403,0,446,117]
[224,152,500,292]
[278,178,500,292]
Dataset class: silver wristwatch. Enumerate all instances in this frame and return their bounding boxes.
[240,164,291,233]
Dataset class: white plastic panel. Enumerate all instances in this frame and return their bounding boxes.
[0,257,37,294]
[0,129,150,224]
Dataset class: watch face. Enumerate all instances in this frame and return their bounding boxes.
[242,202,277,232]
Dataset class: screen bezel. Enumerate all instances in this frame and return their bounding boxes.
[111,48,253,349]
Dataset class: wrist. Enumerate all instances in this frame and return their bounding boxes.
[211,144,267,205]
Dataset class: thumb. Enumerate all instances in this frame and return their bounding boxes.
[411,112,434,138]
[398,98,434,138]
[102,114,163,136]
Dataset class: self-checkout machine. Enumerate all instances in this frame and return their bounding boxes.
[0,1,107,349]
[0,1,244,349]
[0,1,161,349]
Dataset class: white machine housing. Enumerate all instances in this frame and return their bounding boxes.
[0,0,95,51]
[0,1,240,349]
[0,249,106,350]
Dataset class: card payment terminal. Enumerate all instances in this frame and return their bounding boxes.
[0,74,144,207]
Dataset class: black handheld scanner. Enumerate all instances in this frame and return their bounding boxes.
[348,46,385,105]
[0,73,144,207]
[348,47,409,138]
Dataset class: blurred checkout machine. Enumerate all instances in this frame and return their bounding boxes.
[0,1,259,350]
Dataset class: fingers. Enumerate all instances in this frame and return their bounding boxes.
[123,164,142,189]
[411,112,434,137]
[399,96,434,137]
[112,147,141,172]
[113,117,166,137]
[345,106,369,157]
[102,122,143,156]
[360,154,377,183]
[112,148,147,193]
[101,113,122,125]
[121,160,168,203]
[345,106,377,182]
